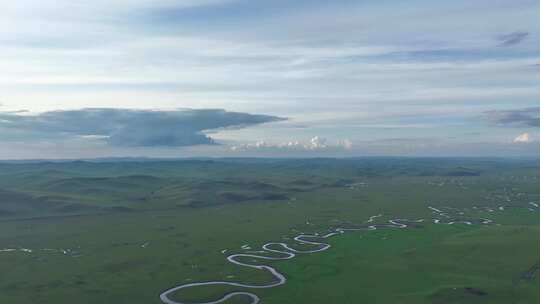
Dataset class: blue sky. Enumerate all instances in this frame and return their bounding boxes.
[0,0,539,158]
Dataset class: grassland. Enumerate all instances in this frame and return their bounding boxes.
[1,158,539,303]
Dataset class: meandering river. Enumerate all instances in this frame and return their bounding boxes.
[159,205,518,304]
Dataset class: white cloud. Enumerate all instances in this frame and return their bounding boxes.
[308,136,327,150]
[337,138,354,150]
[513,132,532,143]
[230,136,353,152]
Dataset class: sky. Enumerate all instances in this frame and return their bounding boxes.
[0,0,539,159]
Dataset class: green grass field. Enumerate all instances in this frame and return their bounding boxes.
[1,158,539,303]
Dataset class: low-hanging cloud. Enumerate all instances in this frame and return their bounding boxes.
[230,136,353,152]
[484,107,540,127]
[497,31,530,47]
[514,132,532,144]
[0,108,285,147]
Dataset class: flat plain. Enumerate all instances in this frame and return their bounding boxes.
[1,158,539,303]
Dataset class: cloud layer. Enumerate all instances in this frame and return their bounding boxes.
[0,108,284,147]
[497,31,530,47]
[485,107,540,127]
[1,0,540,158]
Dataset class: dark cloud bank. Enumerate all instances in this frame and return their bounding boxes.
[0,108,285,147]
[484,107,540,127]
